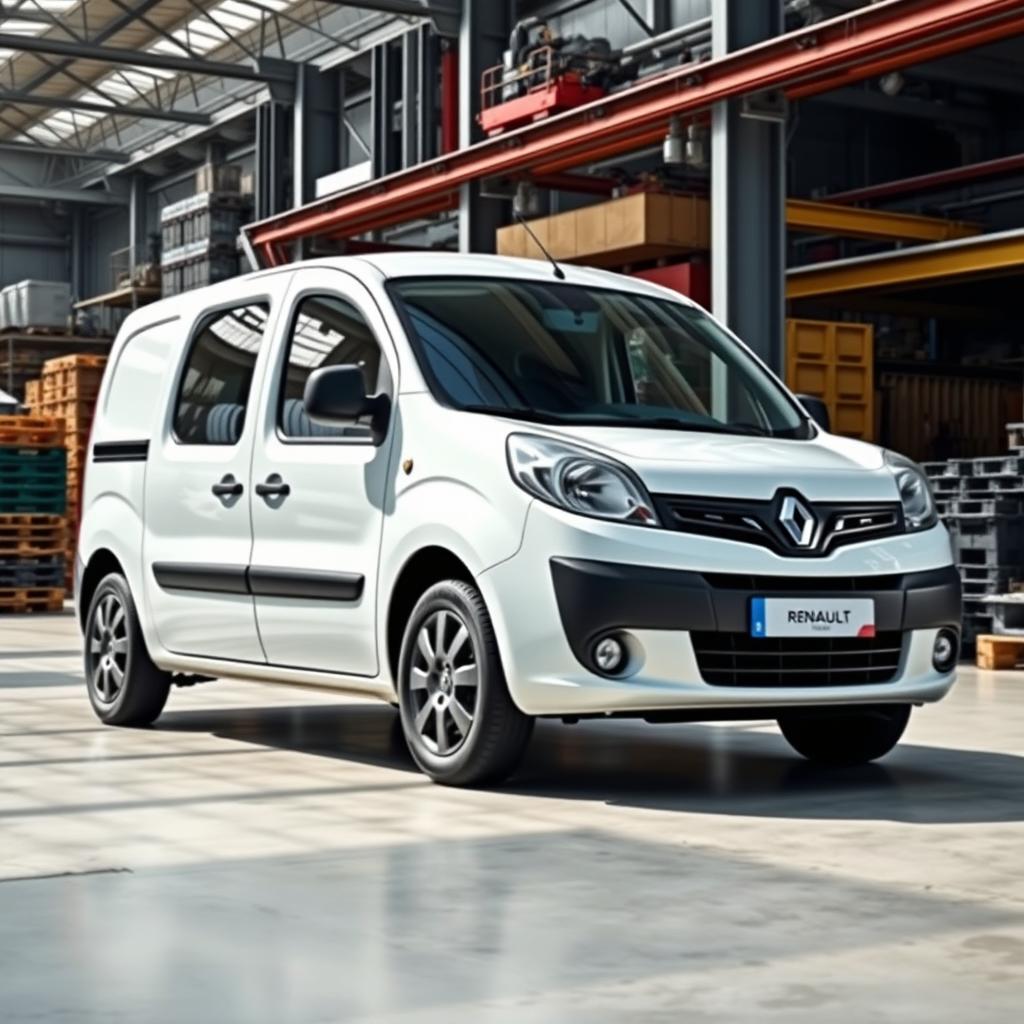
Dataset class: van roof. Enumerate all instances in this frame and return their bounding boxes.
[130,252,698,330]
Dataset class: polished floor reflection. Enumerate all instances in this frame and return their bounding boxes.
[1,611,1022,1022]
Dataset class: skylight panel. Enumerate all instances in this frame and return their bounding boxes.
[0,20,48,35]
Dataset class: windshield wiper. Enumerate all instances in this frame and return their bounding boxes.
[457,406,771,436]
[616,416,770,437]
[458,404,569,425]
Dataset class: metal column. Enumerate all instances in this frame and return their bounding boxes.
[129,174,147,271]
[255,101,291,222]
[458,0,510,253]
[711,0,785,373]
[294,64,341,209]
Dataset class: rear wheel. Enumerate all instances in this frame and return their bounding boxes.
[84,573,171,726]
[778,705,911,765]
[397,580,533,786]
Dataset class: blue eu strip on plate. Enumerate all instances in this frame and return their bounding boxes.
[750,596,766,638]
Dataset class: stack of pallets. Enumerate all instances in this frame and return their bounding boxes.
[25,354,107,588]
[924,425,1024,649]
[0,416,66,613]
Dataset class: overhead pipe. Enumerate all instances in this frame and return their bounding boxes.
[828,152,1024,204]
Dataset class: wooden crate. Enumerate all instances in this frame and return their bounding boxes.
[786,319,874,441]
[878,371,1023,463]
[976,634,1024,671]
[496,192,710,268]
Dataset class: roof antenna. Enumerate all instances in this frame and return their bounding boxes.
[513,184,565,280]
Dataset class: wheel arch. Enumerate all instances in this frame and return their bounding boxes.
[385,546,476,684]
[78,548,125,630]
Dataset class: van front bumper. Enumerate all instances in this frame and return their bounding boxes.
[480,503,961,717]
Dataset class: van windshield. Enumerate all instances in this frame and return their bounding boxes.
[389,277,810,439]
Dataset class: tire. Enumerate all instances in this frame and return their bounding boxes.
[84,572,171,727]
[778,704,911,766]
[397,580,533,786]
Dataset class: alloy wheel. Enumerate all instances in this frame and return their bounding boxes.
[89,592,128,705]
[408,608,479,756]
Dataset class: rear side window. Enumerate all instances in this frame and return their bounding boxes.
[173,302,270,445]
[277,294,386,441]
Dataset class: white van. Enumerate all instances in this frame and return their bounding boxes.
[76,254,960,785]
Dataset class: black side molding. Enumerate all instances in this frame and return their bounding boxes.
[248,566,364,601]
[152,563,249,595]
[152,563,364,601]
[93,440,149,463]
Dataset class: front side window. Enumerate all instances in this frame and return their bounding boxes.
[174,302,269,445]
[277,294,385,440]
[390,278,809,439]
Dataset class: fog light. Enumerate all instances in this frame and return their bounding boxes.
[593,635,627,675]
[933,629,959,673]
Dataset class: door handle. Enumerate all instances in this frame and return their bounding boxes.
[211,474,244,498]
[255,474,291,499]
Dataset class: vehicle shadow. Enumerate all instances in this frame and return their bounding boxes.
[158,701,1024,825]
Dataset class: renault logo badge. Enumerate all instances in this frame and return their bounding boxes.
[779,495,817,548]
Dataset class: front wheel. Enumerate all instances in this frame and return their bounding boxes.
[778,704,911,765]
[84,572,171,726]
[397,580,533,786]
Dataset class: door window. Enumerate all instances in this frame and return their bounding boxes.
[173,302,270,445]
[277,294,387,441]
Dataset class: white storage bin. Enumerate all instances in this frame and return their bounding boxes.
[12,279,71,330]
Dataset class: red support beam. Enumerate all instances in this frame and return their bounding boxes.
[245,0,1024,265]
[827,153,1024,204]
[440,43,459,156]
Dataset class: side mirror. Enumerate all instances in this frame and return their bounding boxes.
[303,364,391,445]
[797,394,831,433]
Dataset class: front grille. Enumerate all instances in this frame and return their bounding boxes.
[654,491,903,557]
[690,631,904,687]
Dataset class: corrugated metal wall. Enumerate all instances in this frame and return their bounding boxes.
[0,203,70,288]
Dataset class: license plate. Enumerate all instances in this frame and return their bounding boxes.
[750,597,876,638]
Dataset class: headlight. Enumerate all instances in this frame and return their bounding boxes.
[885,451,938,531]
[507,434,658,526]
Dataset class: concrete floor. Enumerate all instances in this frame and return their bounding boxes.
[1,611,1022,1023]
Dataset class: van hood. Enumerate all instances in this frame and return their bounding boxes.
[529,424,898,502]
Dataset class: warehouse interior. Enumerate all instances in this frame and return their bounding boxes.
[2,1,1024,1020]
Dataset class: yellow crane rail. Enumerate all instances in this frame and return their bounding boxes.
[785,199,979,243]
[787,229,1024,299]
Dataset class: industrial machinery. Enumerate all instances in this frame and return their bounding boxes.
[479,20,618,136]
[478,10,716,137]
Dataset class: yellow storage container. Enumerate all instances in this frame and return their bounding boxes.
[786,319,874,441]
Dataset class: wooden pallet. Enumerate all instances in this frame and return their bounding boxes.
[0,586,65,613]
[41,381,101,404]
[31,397,96,429]
[43,353,107,374]
[0,514,66,557]
[0,416,64,448]
[24,379,41,407]
[976,634,1024,670]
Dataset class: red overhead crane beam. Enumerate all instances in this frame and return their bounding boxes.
[245,0,1024,267]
